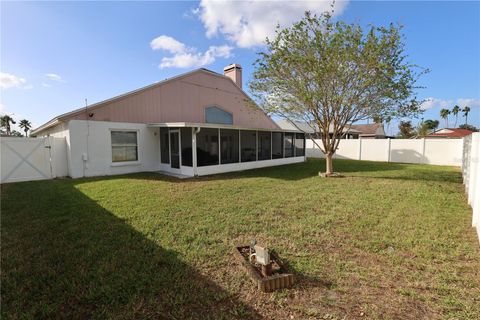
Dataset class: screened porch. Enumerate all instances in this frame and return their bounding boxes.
[148,123,306,177]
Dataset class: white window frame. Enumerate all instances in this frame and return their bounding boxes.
[110,129,140,166]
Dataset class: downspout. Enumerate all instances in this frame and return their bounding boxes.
[193,127,201,176]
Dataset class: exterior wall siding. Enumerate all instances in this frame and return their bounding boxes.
[67,120,160,178]
[62,71,278,130]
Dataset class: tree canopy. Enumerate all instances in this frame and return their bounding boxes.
[250,10,427,174]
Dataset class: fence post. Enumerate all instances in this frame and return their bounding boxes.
[358,138,362,160]
[387,138,391,162]
[46,136,55,179]
[422,138,427,164]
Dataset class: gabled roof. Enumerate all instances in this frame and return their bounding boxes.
[32,68,267,134]
[348,123,385,136]
[426,128,474,138]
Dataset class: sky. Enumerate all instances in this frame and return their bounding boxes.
[1,0,479,135]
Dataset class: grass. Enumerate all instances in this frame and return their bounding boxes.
[1,158,479,319]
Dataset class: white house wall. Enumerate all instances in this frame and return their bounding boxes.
[68,120,160,178]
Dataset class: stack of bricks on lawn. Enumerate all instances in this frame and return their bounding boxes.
[234,246,294,292]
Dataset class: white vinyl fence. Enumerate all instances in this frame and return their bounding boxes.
[462,133,480,241]
[306,138,464,166]
[1,137,68,184]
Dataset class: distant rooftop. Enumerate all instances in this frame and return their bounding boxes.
[426,128,474,139]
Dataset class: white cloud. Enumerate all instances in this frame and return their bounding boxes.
[196,0,349,48]
[422,97,480,110]
[0,72,27,89]
[150,35,233,69]
[42,83,52,88]
[45,73,63,82]
[457,98,480,108]
[150,35,187,53]
[159,45,233,69]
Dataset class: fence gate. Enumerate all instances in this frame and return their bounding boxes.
[1,137,54,184]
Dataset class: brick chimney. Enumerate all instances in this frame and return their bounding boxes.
[223,64,242,88]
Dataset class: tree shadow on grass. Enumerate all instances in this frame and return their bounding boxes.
[1,180,261,319]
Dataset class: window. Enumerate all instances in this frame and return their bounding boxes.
[241,130,257,162]
[257,131,271,161]
[220,129,239,164]
[295,133,305,157]
[196,128,219,166]
[284,133,295,158]
[160,128,169,164]
[205,106,233,125]
[272,132,284,159]
[111,131,138,162]
[181,128,193,166]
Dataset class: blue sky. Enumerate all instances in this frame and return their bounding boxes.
[1,1,479,134]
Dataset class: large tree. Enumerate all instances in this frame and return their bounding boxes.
[0,115,16,135]
[250,10,426,175]
[423,119,439,131]
[398,121,415,138]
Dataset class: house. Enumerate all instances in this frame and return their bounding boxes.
[31,64,305,178]
[425,128,474,139]
[276,120,387,139]
[348,123,387,139]
[276,120,362,139]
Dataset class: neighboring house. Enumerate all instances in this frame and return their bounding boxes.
[348,123,387,139]
[32,64,305,178]
[425,128,474,139]
[276,120,386,139]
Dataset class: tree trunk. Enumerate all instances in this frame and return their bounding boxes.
[325,152,334,175]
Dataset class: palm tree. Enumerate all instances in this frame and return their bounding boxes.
[440,108,451,128]
[463,106,471,125]
[452,105,460,128]
[0,115,16,135]
[18,119,32,137]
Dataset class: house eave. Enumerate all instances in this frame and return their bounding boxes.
[31,118,61,135]
[147,122,301,133]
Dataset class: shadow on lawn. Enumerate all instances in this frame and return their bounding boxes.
[1,181,260,319]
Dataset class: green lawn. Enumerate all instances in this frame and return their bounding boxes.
[2,159,479,319]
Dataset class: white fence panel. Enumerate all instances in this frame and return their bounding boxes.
[1,137,67,184]
[335,139,360,160]
[462,133,480,240]
[424,139,463,166]
[361,139,390,162]
[307,138,464,166]
[390,139,425,163]
[305,139,325,158]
